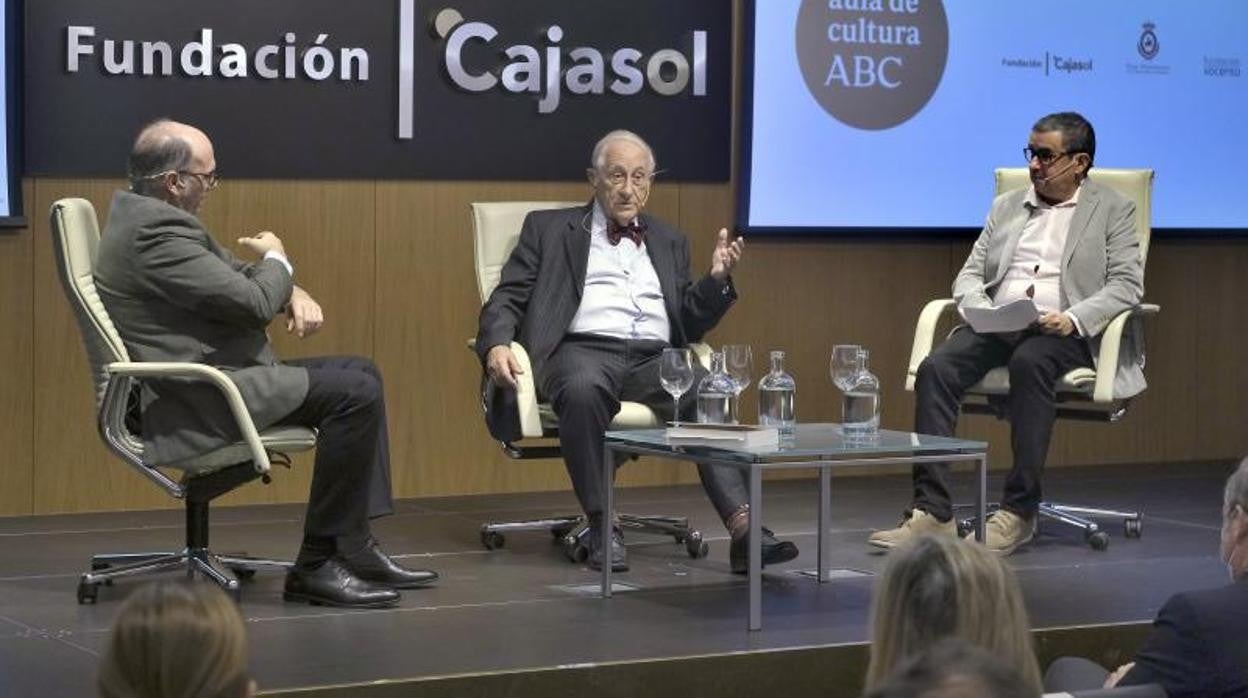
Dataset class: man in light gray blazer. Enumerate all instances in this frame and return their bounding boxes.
[477,130,798,573]
[95,120,435,608]
[869,112,1144,555]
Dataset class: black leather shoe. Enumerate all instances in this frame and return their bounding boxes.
[283,559,401,608]
[338,538,438,589]
[587,524,629,572]
[729,527,799,575]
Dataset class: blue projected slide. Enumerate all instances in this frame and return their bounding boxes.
[741,1,1247,233]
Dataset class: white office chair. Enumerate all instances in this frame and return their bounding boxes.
[50,198,317,602]
[905,169,1160,549]
[468,201,711,561]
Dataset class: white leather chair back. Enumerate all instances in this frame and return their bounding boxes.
[994,168,1154,265]
[50,198,130,408]
[471,201,583,302]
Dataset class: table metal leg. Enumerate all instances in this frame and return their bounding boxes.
[975,454,987,543]
[602,442,614,598]
[749,465,762,631]
[818,466,831,583]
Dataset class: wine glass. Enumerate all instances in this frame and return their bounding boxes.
[723,344,754,394]
[659,348,695,425]
[830,344,863,392]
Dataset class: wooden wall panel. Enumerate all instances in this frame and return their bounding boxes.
[0,181,33,516]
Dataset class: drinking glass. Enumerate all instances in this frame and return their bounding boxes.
[830,344,863,392]
[659,348,695,425]
[723,344,754,394]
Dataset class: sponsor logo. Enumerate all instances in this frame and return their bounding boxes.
[1127,21,1169,75]
[796,0,949,131]
[999,52,1091,77]
[1203,56,1241,78]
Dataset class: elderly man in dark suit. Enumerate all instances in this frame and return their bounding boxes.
[870,112,1144,556]
[476,130,798,573]
[94,119,436,608]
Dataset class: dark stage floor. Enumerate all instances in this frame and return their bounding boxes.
[0,461,1235,696]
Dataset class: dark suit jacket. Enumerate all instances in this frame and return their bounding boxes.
[475,203,736,441]
[94,190,309,465]
[1120,578,1248,697]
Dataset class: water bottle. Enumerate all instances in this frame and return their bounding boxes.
[841,349,880,436]
[696,351,738,424]
[758,350,796,436]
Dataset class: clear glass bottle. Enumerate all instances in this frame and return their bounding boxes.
[696,351,738,424]
[757,350,796,436]
[841,348,880,436]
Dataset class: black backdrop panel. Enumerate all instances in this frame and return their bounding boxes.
[25,0,732,180]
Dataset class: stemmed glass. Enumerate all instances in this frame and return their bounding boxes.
[659,348,695,426]
[723,344,753,423]
[830,344,863,392]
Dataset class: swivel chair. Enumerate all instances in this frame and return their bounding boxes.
[50,198,317,602]
[468,201,710,562]
[905,169,1159,550]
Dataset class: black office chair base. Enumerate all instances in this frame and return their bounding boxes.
[481,513,710,562]
[78,549,291,604]
[957,501,1142,552]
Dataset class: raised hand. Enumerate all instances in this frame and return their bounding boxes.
[710,228,744,281]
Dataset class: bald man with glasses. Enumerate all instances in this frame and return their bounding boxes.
[95,119,437,608]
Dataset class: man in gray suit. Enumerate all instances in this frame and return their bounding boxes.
[870,112,1144,555]
[476,130,798,573]
[95,120,436,607]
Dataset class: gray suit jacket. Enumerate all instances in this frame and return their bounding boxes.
[475,203,736,440]
[95,190,309,465]
[953,178,1146,398]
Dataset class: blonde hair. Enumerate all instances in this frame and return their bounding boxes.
[97,581,252,698]
[865,535,1042,695]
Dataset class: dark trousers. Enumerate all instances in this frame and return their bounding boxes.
[912,327,1092,521]
[540,334,749,523]
[277,356,395,555]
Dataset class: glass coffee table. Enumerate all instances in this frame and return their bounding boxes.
[600,423,988,631]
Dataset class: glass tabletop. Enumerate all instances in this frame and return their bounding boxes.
[604,423,987,463]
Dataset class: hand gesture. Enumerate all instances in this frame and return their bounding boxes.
[237,231,286,258]
[1036,311,1075,336]
[485,345,525,390]
[710,228,744,281]
[285,286,323,338]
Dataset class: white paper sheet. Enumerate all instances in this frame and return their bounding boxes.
[963,298,1039,333]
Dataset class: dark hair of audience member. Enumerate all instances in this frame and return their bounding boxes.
[864,637,1038,698]
[97,580,253,698]
[864,534,1042,695]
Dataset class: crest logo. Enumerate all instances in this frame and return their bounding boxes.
[1137,21,1159,61]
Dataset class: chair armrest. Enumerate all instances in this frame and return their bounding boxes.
[507,342,544,438]
[466,338,477,351]
[106,362,272,474]
[690,342,712,369]
[1091,303,1160,403]
[906,299,957,391]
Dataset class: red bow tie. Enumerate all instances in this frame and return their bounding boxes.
[607,219,647,247]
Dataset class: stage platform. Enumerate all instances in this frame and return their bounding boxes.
[0,460,1235,697]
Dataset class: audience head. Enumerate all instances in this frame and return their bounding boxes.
[1028,111,1094,203]
[586,129,657,226]
[97,581,254,698]
[863,638,1039,698]
[865,534,1041,695]
[1222,457,1248,580]
[128,119,218,215]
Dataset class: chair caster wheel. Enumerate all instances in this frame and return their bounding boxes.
[1087,530,1110,551]
[481,531,505,550]
[685,531,709,559]
[563,540,588,563]
[1124,518,1142,538]
[77,579,99,605]
[956,519,976,538]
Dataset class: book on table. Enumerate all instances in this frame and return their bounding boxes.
[665,423,780,448]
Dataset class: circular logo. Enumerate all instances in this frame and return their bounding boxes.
[796,0,949,131]
[1137,22,1159,61]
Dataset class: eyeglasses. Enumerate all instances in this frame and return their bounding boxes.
[141,169,221,190]
[601,168,657,189]
[1023,147,1071,166]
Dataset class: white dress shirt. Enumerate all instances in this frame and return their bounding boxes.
[567,202,670,342]
[992,185,1085,335]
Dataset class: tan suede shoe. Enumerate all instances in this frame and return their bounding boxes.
[973,509,1036,556]
[868,509,957,549]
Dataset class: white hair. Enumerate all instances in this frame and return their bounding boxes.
[1226,457,1248,516]
[590,130,656,172]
